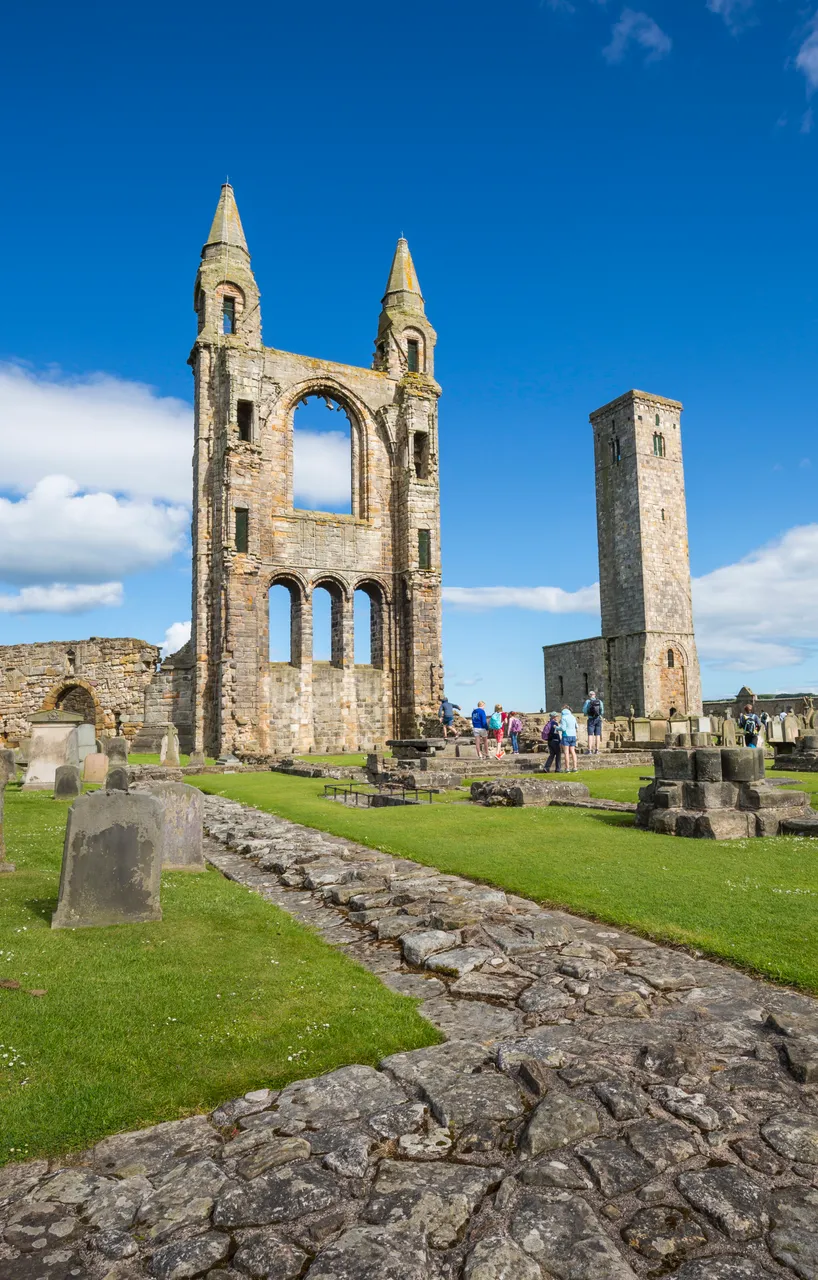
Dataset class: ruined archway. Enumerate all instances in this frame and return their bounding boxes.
[49,681,99,727]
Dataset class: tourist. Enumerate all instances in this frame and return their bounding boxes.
[488,704,505,758]
[438,696,461,739]
[738,704,761,747]
[560,704,578,772]
[582,690,604,755]
[471,701,489,759]
[543,714,562,772]
[507,711,524,754]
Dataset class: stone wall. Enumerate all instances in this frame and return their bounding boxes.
[0,638,160,746]
[542,637,607,713]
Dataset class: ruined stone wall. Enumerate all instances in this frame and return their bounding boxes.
[0,638,160,746]
[542,637,607,712]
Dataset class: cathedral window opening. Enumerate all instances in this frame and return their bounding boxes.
[237,400,254,442]
[293,394,352,515]
[655,413,660,426]
[268,578,303,664]
[312,583,344,666]
[610,436,621,465]
[413,432,429,479]
[667,648,675,668]
[222,296,236,335]
[235,507,249,553]
[583,672,589,696]
[418,528,431,570]
[407,339,420,372]
[653,432,665,457]
[354,583,385,668]
[661,508,665,521]
[559,675,564,699]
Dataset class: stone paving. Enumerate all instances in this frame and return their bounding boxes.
[2,794,818,1280]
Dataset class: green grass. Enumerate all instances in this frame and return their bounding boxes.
[192,767,818,993]
[0,789,439,1166]
[294,753,393,767]
[128,753,216,767]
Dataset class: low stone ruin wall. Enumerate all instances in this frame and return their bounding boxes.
[470,779,592,807]
[636,747,814,838]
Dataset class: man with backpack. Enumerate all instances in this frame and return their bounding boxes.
[738,703,762,747]
[582,690,604,755]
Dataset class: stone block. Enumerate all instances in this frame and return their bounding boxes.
[77,723,97,763]
[54,764,82,799]
[52,789,164,929]
[106,767,130,792]
[682,781,739,811]
[137,781,205,870]
[753,749,765,780]
[675,733,692,747]
[649,809,681,835]
[694,749,722,781]
[739,784,808,812]
[720,749,755,783]
[23,712,81,790]
[82,752,109,784]
[633,719,651,742]
[104,737,130,765]
[803,734,818,752]
[691,732,710,746]
[653,783,682,809]
[187,750,206,769]
[695,811,755,840]
[657,749,695,781]
[675,812,699,838]
[755,812,781,837]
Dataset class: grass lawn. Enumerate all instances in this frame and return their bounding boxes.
[129,752,217,766]
[192,767,818,994]
[0,789,439,1166]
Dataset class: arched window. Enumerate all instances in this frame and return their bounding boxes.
[655,413,660,426]
[269,578,304,665]
[404,331,424,373]
[653,432,665,457]
[56,683,96,724]
[610,437,621,465]
[667,648,675,668]
[293,394,353,514]
[312,582,344,666]
[354,582,385,668]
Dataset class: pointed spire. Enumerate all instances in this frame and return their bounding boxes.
[204,183,249,258]
[383,238,424,311]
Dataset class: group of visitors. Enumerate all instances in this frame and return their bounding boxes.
[439,690,606,771]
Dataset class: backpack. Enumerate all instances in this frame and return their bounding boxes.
[548,721,561,742]
[488,712,502,730]
[588,698,601,717]
[509,716,522,734]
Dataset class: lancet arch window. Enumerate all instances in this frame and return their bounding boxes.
[268,575,307,666]
[653,432,665,458]
[291,391,365,517]
[353,580,387,668]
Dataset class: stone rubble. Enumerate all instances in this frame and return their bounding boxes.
[2,791,818,1279]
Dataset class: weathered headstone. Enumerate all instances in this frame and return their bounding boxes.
[160,725,181,768]
[22,710,82,790]
[54,764,82,799]
[187,750,206,769]
[0,748,16,781]
[104,736,130,765]
[721,718,737,746]
[106,767,130,792]
[82,752,109,784]
[51,789,164,929]
[136,781,205,870]
[76,723,97,765]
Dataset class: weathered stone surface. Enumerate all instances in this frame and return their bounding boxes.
[84,1175,152,1230]
[159,725,181,769]
[622,1204,708,1260]
[213,1163,342,1227]
[625,1118,698,1171]
[304,1224,432,1279]
[82,752,109,784]
[520,1092,600,1156]
[576,1138,653,1195]
[23,713,80,790]
[4,1201,87,1251]
[676,1166,769,1240]
[509,1191,636,1278]
[273,1064,406,1127]
[236,1135,311,1180]
[450,970,532,1000]
[231,1227,309,1278]
[768,1225,818,1278]
[104,737,130,765]
[54,764,82,798]
[762,1112,818,1164]
[51,788,164,929]
[425,946,494,977]
[675,1257,771,1278]
[592,1078,646,1120]
[137,781,205,870]
[421,1071,524,1130]
[463,1233,542,1279]
[93,1116,221,1178]
[401,930,460,966]
[149,1231,229,1278]
[380,1040,489,1092]
[518,982,575,1018]
[420,994,520,1042]
[364,1159,502,1247]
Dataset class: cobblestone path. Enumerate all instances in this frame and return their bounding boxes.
[2,793,817,1280]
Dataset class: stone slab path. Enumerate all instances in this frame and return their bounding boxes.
[2,795,818,1280]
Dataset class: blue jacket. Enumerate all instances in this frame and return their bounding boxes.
[582,697,604,717]
[471,707,488,730]
[560,710,578,738]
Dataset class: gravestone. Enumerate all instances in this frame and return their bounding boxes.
[0,748,16,780]
[632,718,651,742]
[104,736,130,765]
[187,750,205,769]
[77,723,97,765]
[82,752,109,784]
[136,781,205,870]
[160,724,181,768]
[54,764,82,799]
[23,710,82,790]
[721,718,737,746]
[51,789,164,929]
[0,759,15,873]
[106,767,130,792]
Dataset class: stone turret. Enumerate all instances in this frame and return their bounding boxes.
[373,238,437,380]
[193,184,261,348]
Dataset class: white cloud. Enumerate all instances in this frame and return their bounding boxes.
[706,0,754,33]
[0,582,123,615]
[603,8,671,63]
[161,620,191,657]
[443,584,601,613]
[0,475,188,585]
[293,430,351,508]
[0,364,193,504]
[796,14,818,92]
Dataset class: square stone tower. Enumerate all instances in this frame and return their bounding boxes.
[591,389,702,716]
[189,185,443,757]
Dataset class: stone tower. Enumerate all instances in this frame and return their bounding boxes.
[591,389,702,717]
[189,185,443,758]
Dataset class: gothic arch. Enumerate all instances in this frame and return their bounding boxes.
[281,377,378,519]
[42,679,101,729]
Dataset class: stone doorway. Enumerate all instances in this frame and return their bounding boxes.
[55,683,97,725]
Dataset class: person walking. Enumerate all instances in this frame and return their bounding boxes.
[507,711,524,754]
[560,704,578,772]
[488,704,505,759]
[582,690,604,755]
[471,701,489,759]
[738,703,761,747]
[543,713,562,772]
[438,696,461,740]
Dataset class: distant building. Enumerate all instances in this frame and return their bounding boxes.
[543,389,702,718]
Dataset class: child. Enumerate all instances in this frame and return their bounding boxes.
[508,711,523,754]
[560,704,578,772]
[471,701,489,759]
[488,704,505,759]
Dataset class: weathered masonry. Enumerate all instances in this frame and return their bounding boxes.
[190,185,444,757]
[543,390,702,717]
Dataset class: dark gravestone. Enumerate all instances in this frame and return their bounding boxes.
[106,768,130,792]
[53,764,81,799]
[51,790,163,929]
[104,737,129,765]
[136,781,205,870]
[0,748,16,780]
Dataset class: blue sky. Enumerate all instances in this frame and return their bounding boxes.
[1,0,816,708]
